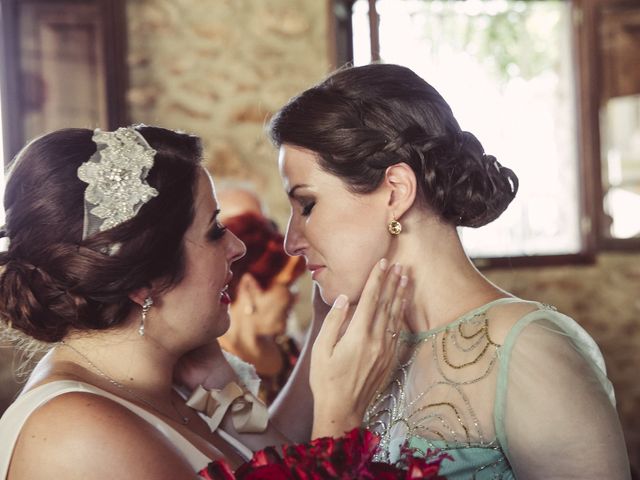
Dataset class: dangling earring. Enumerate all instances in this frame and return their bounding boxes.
[139,297,153,336]
[388,216,402,235]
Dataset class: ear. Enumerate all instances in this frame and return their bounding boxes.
[384,162,417,220]
[128,287,153,307]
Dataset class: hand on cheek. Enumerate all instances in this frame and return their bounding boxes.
[310,258,409,438]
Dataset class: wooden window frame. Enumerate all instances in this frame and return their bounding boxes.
[575,0,640,251]
[0,0,128,167]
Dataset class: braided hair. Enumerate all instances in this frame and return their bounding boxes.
[268,64,518,228]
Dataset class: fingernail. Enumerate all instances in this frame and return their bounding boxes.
[379,258,388,271]
[334,294,348,309]
[393,263,402,274]
[400,275,408,287]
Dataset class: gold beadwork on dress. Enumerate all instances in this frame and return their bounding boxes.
[364,307,508,477]
[441,316,498,369]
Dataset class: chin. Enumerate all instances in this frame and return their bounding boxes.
[317,284,333,305]
[318,281,362,307]
[212,312,231,337]
[272,324,288,337]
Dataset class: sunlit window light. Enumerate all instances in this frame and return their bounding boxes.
[353,0,582,258]
[601,94,640,239]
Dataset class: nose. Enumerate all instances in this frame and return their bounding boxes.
[227,231,246,264]
[284,215,306,257]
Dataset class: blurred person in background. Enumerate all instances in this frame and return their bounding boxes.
[217,187,306,404]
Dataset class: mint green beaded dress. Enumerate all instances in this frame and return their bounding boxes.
[364,298,630,479]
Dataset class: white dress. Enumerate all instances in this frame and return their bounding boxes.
[0,380,252,478]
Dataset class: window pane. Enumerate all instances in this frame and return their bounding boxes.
[353,0,581,258]
[601,94,640,239]
[352,0,371,65]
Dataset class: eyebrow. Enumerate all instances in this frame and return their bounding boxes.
[287,184,311,198]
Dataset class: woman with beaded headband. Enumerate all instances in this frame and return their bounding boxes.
[269,63,631,479]
[0,125,409,479]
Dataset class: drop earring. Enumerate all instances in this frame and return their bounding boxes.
[139,297,153,336]
[388,216,402,235]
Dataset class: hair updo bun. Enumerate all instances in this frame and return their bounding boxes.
[423,130,518,228]
[0,126,202,343]
[269,63,519,228]
[0,255,92,342]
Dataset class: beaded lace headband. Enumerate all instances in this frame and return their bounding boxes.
[77,127,159,240]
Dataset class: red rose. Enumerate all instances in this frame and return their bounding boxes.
[200,428,450,480]
[238,464,291,480]
[368,461,406,479]
[199,460,235,480]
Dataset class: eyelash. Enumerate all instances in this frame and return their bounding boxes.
[301,201,316,217]
[207,222,228,241]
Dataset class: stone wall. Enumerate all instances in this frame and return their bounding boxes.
[126,1,639,473]
[127,0,330,223]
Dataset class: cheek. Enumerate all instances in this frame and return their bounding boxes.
[318,228,388,303]
[200,252,227,287]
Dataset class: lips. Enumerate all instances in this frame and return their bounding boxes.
[307,264,325,281]
[220,285,231,305]
[220,273,233,305]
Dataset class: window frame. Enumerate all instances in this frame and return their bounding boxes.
[0,0,129,167]
[0,0,22,168]
[330,0,640,267]
[575,0,640,251]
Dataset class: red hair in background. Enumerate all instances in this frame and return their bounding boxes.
[223,212,305,301]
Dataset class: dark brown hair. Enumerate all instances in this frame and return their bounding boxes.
[223,212,305,301]
[269,63,518,228]
[0,126,202,342]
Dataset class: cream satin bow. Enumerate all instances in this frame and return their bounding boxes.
[186,382,269,433]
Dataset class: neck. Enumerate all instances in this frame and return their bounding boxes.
[389,215,508,333]
[57,324,178,396]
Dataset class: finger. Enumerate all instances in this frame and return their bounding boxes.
[345,258,390,335]
[388,273,409,334]
[313,294,349,355]
[370,263,403,338]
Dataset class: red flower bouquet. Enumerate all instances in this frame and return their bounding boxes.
[199,428,451,479]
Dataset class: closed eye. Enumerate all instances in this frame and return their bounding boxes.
[301,201,315,217]
[207,222,227,241]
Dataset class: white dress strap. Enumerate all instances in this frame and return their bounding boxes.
[0,380,212,478]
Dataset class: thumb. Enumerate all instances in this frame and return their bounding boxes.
[313,294,350,355]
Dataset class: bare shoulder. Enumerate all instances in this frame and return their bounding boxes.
[485,300,541,346]
[9,391,198,480]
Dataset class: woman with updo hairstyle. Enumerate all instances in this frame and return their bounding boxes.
[218,211,305,406]
[270,64,630,479]
[0,127,202,343]
[0,125,409,479]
